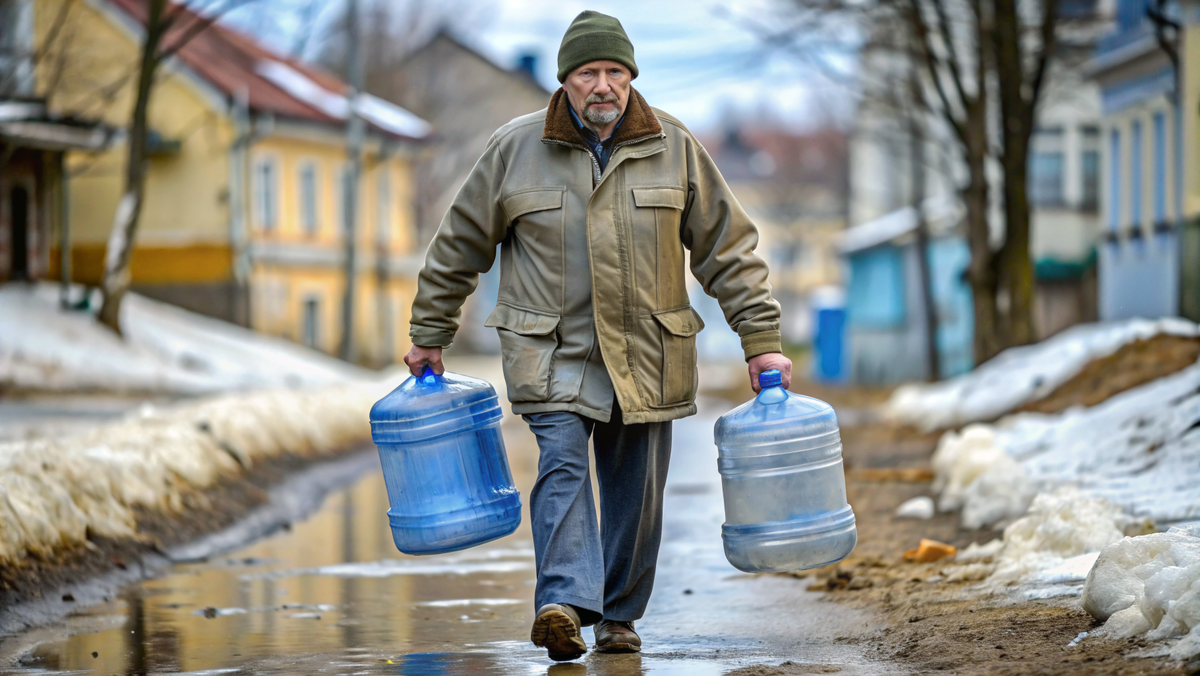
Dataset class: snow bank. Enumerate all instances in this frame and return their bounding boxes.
[1081,527,1200,660]
[988,489,1129,584]
[0,284,368,394]
[931,362,1200,529]
[885,318,1198,431]
[937,491,1126,590]
[932,425,1035,529]
[0,381,390,565]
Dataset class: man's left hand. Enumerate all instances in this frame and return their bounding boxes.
[748,352,792,393]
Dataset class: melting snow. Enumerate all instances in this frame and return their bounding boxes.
[886,318,1198,431]
[933,362,1200,530]
[0,284,369,394]
[0,284,405,564]
[1082,527,1200,660]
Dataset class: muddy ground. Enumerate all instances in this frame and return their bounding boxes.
[814,420,1194,676]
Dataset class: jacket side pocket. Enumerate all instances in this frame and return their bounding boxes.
[651,305,705,406]
[485,303,561,403]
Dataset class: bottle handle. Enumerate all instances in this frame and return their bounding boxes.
[420,365,440,385]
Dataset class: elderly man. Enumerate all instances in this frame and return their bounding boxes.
[403,10,791,662]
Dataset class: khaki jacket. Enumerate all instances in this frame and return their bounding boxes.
[410,89,781,424]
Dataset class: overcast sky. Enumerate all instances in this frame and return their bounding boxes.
[224,0,858,133]
[468,0,856,132]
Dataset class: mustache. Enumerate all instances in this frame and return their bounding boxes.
[585,93,619,105]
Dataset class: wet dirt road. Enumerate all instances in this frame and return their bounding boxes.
[2,397,894,676]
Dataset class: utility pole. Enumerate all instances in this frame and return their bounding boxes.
[339,0,366,362]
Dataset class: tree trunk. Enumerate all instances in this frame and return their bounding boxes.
[908,69,941,381]
[992,0,1040,348]
[963,3,1002,366]
[963,133,1000,365]
[97,0,167,335]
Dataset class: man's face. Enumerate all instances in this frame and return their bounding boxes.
[562,60,632,128]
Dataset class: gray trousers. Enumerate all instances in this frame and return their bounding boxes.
[523,411,672,624]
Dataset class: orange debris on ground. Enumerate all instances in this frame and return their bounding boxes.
[903,538,957,563]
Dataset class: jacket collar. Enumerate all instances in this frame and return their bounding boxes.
[543,87,663,148]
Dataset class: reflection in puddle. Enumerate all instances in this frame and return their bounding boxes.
[246,558,534,580]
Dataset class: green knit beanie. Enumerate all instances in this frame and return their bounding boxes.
[557,11,638,83]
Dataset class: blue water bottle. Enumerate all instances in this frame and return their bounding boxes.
[714,369,856,572]
[369,367,522,555]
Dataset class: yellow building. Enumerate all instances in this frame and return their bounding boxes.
[29,0,428,365]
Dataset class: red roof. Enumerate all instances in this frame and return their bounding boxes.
[103,0,420,138]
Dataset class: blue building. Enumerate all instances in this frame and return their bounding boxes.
[839,201,975,384]
[1087,0,1200,321]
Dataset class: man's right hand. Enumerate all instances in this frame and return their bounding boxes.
[403,345,445,377]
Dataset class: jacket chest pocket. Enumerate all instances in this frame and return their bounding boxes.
[485,303,561,403]
[501,188,566,307]
[631,186,687,308]
[649,305,705,406]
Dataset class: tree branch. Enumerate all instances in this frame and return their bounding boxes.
[906,0,968,144]
[1025,0,1060,130]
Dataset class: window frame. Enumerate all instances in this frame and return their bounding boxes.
[253,156,280,233]
[297,160,320,237]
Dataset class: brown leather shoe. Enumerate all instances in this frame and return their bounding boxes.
[594,619,641,653]
[531,604,588,661]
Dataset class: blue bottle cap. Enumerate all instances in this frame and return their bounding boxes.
[759,369,782,389]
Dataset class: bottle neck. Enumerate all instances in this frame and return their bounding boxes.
[757,386,788,404]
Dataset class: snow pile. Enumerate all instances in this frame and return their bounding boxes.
[885,318,1198,430]
[0,381,389,564]
[987,489,1129,584]
[1081,527,1200,660]
[931,362,1200,529]
[932,425,1035,529]
[0,284,368,394]
[938,491,1127,588]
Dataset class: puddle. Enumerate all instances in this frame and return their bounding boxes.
[3,400,893,675]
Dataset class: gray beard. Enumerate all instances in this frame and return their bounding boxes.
[583,105,621,126]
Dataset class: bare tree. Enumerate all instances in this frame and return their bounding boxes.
[747,0,1091,363]
[97,0,252,334]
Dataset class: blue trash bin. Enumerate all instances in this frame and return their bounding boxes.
[813,307,846,383]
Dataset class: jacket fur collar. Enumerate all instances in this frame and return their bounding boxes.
[542,87,663,147]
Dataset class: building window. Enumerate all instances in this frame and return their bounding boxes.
[1081,126,1100,212]
[1109,129,1121,231]
[1029,152,1065,206]
[377,167,391,245]
[253,157,278,232]
[302,296,320,349]
[1153,112,1167,224]
[1029,126,1065,207]
[1130,119,1142,228]
[299,162,319,235]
